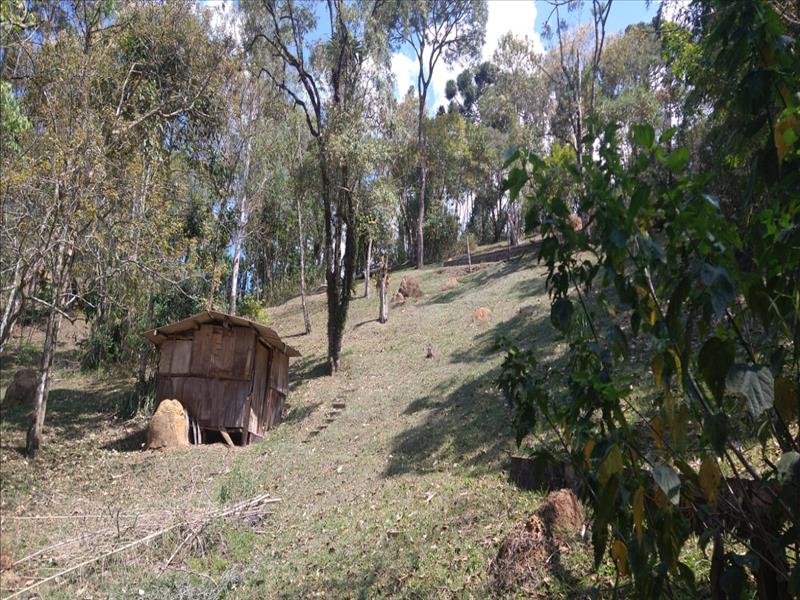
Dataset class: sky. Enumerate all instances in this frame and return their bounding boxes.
[200,0,660,114]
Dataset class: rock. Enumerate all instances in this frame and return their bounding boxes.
[146,399,189,450]
[397,276,423,299]
[472,307,492,321]
[3,369,37,406]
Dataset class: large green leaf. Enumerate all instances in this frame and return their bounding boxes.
[653,463,681,505]
[664,147,690,173]
[704,413,729,456]
[725,365,774,417]
[698,337,735,402]
[632,124,655,149]
[593,477,619,568]
[700,263,735,319]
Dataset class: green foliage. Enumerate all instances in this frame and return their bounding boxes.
[0,81,30,153]
[498,2,799,592]
[236,295,271,325]
[215,463,259,504]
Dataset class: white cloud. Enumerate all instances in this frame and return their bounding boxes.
[390,0,542,113]
[482,0,542,61]
[391,52,417,101]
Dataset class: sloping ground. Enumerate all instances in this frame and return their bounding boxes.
[0,250,594,599]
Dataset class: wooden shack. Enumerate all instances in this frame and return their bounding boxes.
[143,310,300,446]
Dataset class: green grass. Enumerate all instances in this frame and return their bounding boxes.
[0,244,625,599]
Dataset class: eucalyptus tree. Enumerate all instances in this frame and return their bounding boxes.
[390,0,487,268]
[541,0,612,168]
[245,0,394,373]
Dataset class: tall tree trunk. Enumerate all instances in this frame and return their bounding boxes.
[136,278,155,392]
[466,234,472,274]
[363,236,372,298]
[229,135,252,316]
[416,95,427,270]
[377,255,388,323]
[574,49,584,172]
[26,243,72,458]
[297,196,311,335]
[0,257,30,355]
[417,162,426,269]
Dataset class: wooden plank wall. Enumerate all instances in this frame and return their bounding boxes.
[248,341,270,436]
[156,325,257,432]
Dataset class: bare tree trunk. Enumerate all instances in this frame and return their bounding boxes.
[0,257,28,354]
[466,235,472,274]
[229,135,252,316]
[417,162,426,269]
[377,255,388,324]
[574,49,584,170]
[136,278,155,391]
[26,243,71,458]
[416,94,427,270]
[296,196,311,335]
[363,236,372,298]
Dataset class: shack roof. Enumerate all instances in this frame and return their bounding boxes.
[143,310,301,358]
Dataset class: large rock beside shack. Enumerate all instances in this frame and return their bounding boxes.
[3,369,37,406]
[147,399,189,450]
[397,276,423,299]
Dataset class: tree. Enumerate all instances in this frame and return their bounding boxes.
[246,0,392,373]
[500,0,800,595]
[390,0,487,269]
[541,0,612,168]
[1,0,233,455]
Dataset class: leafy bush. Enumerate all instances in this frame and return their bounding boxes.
[236,295,271,324]
[501,110,799,596]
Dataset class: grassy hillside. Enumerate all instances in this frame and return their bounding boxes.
[1,246,608,599]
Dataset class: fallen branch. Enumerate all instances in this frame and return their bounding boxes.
[2,495,281,600]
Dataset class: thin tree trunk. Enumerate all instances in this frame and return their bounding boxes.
[136,278,155,392]
[297,196,311,335]
[574,49,584,171]
[417,163,426,269]
[416,94,427,270]
[377,255,388,323]
[0,257,28,355]
[363,236,372,298]
[229,135,252,315]
[466,235,472,274]
[26,243,72,458]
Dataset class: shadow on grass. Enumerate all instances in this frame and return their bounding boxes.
[103,426,147,452]
[289,355,329,392]
[1,383,131,453]
[450,307,552,365]
[426,254,542,308]
[283,401,321,426]
[383,307,554,479]
[384,369,510,477]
